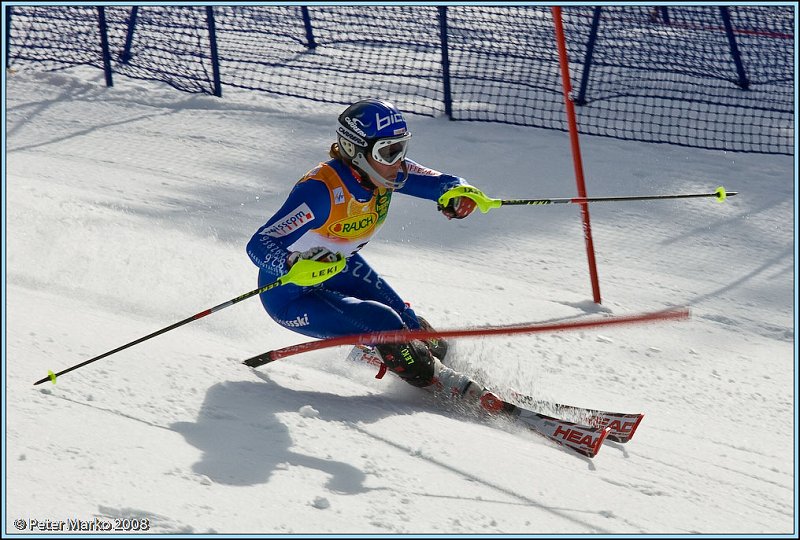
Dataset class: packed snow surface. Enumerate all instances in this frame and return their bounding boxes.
[5,68,796,535]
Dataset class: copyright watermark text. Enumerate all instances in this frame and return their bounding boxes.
[14,517,151,532]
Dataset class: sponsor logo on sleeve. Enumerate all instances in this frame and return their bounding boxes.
[260,203,315,238]
[406,161,442,176]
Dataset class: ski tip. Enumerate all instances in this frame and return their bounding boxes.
[604,413,645,444]
[590,427,612,458]
[626,413,644,443]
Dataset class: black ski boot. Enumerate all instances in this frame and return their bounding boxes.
[375,340,438,388]
[417,316,449,362]
[375,339,509,415]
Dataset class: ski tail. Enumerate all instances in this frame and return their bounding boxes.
[347,344,383,371]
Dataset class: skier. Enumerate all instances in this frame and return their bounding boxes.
[246,98,507,414]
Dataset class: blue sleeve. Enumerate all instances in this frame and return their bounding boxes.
[396,158,469,202]
[246,179,331,279]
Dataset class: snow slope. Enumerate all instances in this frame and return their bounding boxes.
[4,68,796,535]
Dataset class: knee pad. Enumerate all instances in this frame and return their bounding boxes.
[375,340,436,388]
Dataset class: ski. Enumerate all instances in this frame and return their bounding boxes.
[346,343,384,369]
[346,345,612,457]
[508,405,611,458]
[506,390,644,444]
[347,344,643,445]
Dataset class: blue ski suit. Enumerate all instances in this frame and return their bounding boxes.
[246,157,468,339]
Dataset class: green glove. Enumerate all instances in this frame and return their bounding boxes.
[438,185,502,214]
[284,247,345,286]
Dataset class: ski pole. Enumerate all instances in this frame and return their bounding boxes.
[438,185,737,214]
[33,255,345,385]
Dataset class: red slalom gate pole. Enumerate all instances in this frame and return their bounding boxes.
[243,307,690,368]
[551,6,602,305]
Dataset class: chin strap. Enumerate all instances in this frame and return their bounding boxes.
[352,153,408,190]
[349,164,374,191]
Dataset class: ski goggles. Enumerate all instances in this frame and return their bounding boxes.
[371,133,411,166]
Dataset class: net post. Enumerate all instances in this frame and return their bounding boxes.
[719,7,750,90]
[96,6,113,87]
[438,6,453,119]
[300,7,317,49]
[205,6,222,97]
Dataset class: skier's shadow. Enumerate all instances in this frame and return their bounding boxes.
[170,372,404,493]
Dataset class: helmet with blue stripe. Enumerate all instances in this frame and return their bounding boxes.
[336,99,412,190]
